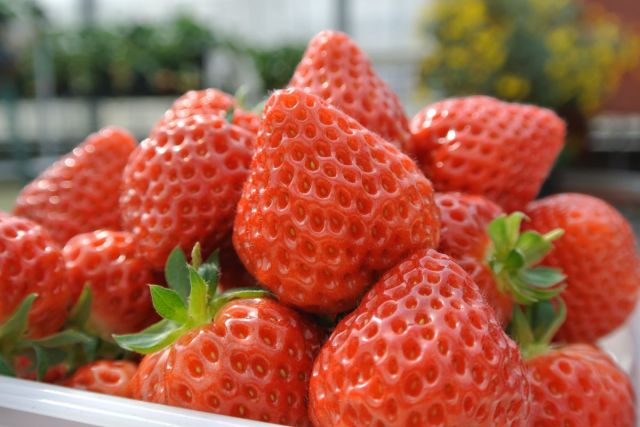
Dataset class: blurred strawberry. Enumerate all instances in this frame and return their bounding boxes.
[410,96,565,212]
[14,127,136,244]
[290,31,411,152]
[120,115,255,270]
[64,360,138,398]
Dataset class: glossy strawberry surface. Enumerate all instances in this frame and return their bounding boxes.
[309,249,530,427]
[0,215,71,338]
[65,360,138,398]
[290,31,410,151]
[63,230,158,337]
[14,127,136,244]
[121,115,255,270]
[524,193,640,342]
[411,96,565,212]
[233,88,440,314]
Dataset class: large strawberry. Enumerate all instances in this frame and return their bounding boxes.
[158,88,260,135]
[64,360,138,398]
[120,114,255,270]
[309,248,530,427]
[510,301,635,427]
[14,127,136,244]
[233,88,440,314]
[116,245,323,425]
[290,31,411,152]
[0,215,70,339]
[410,96,565,212]
[524,193,640,342]
[63,230,159,338]
[436,192,565,325]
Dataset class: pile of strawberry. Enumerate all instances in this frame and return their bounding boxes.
[1,30,638,426]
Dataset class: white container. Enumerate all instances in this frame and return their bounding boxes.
[0,307,638,427]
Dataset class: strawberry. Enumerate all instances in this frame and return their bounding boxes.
[436,192,565,325]
[120,114,255,270]
[0,215,70,339]
[233,88,440,314]
[410,96,565,212]
[309,248,530,427]
[116,245,323,425]
[159,88,260,134]
[63,230,159,338]
[523,193,640,342]
[64,360,138,398]
[14,127,136,244]
[217,239,258,292]
[290,31,411,152]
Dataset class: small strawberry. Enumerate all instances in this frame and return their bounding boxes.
[64,360,138,398]
[233,88,440,314]
[14,127,136,244]
[116,245,323,426]
[410,96,565,212]
[523,193,640,342]
[0,215,70,339]
[510,301,635,427]
[436,192,565,325]
[63,230,159,338]
[309,248,530,427]
[159,88,260,135]
[290,31,411,151]
[120,114,255,270]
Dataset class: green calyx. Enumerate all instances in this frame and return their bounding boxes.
[486,212,566,305]
[114,243,270,355]
[509,299,567,359]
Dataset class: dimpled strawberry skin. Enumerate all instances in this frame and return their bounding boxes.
[159,88,260,135]
[410,96,565,212]
[131,348,170,404]
[527,344,635,427]
[524,193,640,342]
[233,88,440,314]
[65,360,138,398]
[435,192,513,325]
[290,31,411,152]
[121,115,255,270]
[157,298,323,426]
[63,230,158,336]
[14,127,136,244]
[0,216,70,338]
[309,248,530,427]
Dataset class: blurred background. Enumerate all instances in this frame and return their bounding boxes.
[0,0,639,233]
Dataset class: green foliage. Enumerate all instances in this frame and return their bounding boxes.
[419,0,640,113]
[247,45,305,91]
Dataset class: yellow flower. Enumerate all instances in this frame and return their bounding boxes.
[495,74,531,100]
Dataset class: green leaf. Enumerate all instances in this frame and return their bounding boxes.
[225,106,235,123]
[67,285,93,328]
[518,267,565,288]
[508,305,534,348]
[165,246,190,303]
[208,288,272,318]
[30,344,48,381]
[0,355,15,377]
[188,266,209,324]
[199,250,220,298]
[488,213,525,258]
[150,285,188,323]
[114,319,184,354]
[0,293,37,342]
[515,231,552,266]
[504,249,525,271]
[31,329,94,348]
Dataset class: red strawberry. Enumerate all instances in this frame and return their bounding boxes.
[159,88,260,135]
[116,245,324,426]
[410,96,565,212]
[64,360,138,398]
[14,127,136,244]
[436,192,565,325]
[233,88,440,314]
[14,355,68,383]
[290,31,411,152]
[218,239,258,292]
[526,344,635,427]
[63,230,158,338]
[309,248,530,427]
[0,215,70,338]
[524,193,640,342]
[120,114,255,270]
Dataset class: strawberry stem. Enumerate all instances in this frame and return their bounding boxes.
[509,298,567,359]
